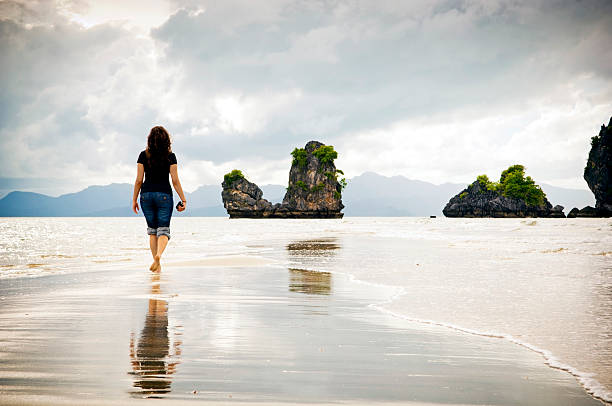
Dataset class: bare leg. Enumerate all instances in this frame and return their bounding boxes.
[154,235,169,271]
[149,235,158,271]
[156,236,169,258]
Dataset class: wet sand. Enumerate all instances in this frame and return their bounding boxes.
[167,255,274,268]
[0,258,603,405]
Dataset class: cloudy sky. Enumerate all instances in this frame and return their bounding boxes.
[1,0,611,196]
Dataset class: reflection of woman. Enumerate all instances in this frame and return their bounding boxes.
[132,126,187,272]
[129,273,181,397]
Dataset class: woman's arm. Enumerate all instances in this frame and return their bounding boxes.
[170,164,187,211]
[132,163,144,214]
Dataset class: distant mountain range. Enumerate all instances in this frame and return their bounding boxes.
[0,172,594,217]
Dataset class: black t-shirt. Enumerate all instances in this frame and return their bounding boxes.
[137,150,177,194]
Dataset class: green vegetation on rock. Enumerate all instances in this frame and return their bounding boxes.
[473,165,546,206]
[313,145,338,164]
[500,164,526,184]
[502,166,546,206]
[332,177,348,200]
[224,169,245,186]
[459,192,468,199]
[476,174,503,192]
[324,168,345,181]
[311,182,325,192]
[291,148,308,167]
[295,180,309,191]
[289,179,340,194]
[477,174,496,191]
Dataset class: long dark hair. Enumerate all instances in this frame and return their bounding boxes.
[146,126,172,168]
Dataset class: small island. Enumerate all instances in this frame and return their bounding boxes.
[443,165,564,218]
[222,141,345,218]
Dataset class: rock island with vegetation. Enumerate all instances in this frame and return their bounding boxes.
[570,116,612,217]
[222,141,345,218]
[443,165,564,218]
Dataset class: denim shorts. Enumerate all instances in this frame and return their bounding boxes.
[140,192,173,240]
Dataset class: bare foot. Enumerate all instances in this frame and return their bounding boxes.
[150,255,161,272]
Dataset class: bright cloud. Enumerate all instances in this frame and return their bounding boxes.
[1,0,611,195]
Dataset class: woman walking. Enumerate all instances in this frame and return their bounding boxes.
[132,126,187,272]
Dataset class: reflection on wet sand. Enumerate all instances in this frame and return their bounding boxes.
[286,238,340,254]
[289,268,332,295]
[129,272,181,398]
[286,239,339,296]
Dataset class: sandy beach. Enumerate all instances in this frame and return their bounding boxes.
[0,250,603,405]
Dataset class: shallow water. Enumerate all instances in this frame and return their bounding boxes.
[0,259,602,405]
[1,217,611,401]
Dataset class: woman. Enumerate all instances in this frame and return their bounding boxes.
[132,126,187,272]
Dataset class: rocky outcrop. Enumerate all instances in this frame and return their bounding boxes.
[549,205,566,218]
[567,208,579,218]
[443,180,559,218]
[222,141,344,218]
[567,206,600,218]
[221,177,274,218]
[583,116,612,217]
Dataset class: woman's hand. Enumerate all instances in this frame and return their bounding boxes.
[177,200,186,212]
[132,200,139,214]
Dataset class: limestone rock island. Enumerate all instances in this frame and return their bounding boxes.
[580,116,612,217]
[222,141,345,218]
[443,165,563,218]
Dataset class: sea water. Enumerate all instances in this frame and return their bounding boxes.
[1,217,611,401]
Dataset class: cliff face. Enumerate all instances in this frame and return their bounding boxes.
[222,141,344,218]
[584,117,612,216]
[443,180,560,218]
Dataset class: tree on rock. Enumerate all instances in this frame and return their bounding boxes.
[443,165,557,218]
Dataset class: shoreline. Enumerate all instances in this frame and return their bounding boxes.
[0,261,603,405]
[2,254,610,403]
[372,305,611,404]
[273,261,612,405]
